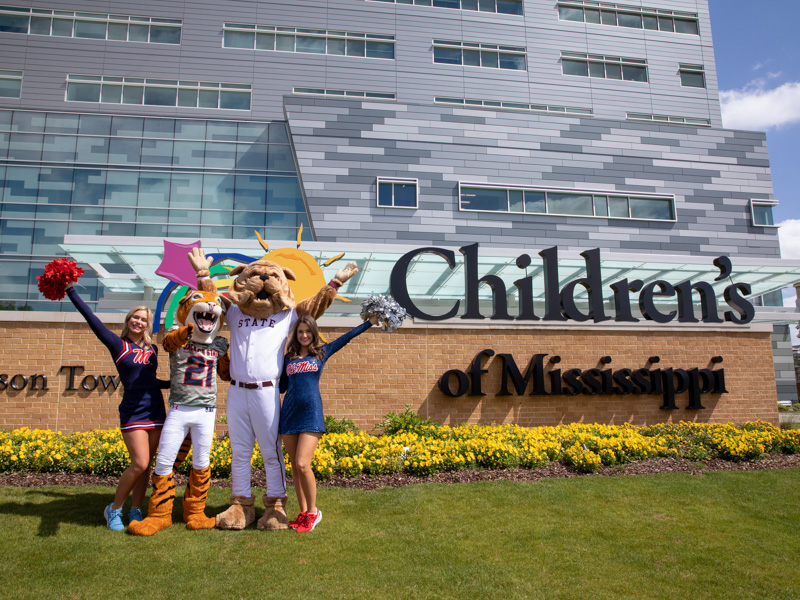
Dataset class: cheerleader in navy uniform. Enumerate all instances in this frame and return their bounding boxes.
[280,314,378,533]
[65,283,168,531]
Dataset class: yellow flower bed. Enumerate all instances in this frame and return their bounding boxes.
[1,421,798,478]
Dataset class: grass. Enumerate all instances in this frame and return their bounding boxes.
[2,469,800,600]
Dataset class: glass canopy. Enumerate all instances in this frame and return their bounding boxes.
[61,234,800,324]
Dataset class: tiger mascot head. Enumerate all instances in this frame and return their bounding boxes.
[175,289,226,345]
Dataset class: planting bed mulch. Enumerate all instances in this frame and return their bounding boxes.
[3,453,800,490]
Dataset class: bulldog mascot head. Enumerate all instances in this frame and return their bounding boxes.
[225,260,298,319]
[187,246,357,531]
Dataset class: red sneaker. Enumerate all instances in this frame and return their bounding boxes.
[288,513,305,530]
[295,509,322,533]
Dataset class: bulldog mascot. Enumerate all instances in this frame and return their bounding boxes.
[188,248,357,530]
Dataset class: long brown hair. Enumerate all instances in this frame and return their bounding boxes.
[120,305,154,349]
[286,315,325,361]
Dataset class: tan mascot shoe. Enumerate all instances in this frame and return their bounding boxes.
[215,495,255,530]
[183,466,215,530]
[257,496,289,531]
[128,472,175,536]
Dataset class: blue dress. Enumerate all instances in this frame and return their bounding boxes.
[67,287,168,431]
[279,320,372,435]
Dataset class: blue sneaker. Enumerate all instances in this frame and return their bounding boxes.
[128,507,143,523]
[104,503,125,531]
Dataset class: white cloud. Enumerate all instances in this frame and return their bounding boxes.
[720,81,800,130]
[778,219,800,260]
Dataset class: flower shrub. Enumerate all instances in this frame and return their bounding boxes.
[1,421,798,479]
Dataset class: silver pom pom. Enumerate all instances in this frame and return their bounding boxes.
[360,293,408,333]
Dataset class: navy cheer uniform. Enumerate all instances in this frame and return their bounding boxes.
[67,287,167,431]
[279,320,372,435]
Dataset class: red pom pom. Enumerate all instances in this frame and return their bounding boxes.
[37,259,85,301]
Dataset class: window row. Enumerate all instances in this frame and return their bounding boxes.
[459,185,676,221]
[0,69,21,99]
[65,75,251,111]
[0,167,307,213]
[223,23,395,59]
[369,0,522,16]
[0,134,297,172]
[627,113,710,127]
[557,1,699,35]
[561,52,648,82]
[0,110,289,143]
[293,87,396,101]
[0,5,181,44]
[433,40,526,70]
[434,96,592,116]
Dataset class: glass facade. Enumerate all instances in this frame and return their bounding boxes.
[0,109,312,310]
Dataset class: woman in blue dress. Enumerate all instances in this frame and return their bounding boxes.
[66,283,168,531]
[279,314,377,533]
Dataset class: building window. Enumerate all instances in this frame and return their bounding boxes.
[627,112,710,127]
[0,5,181,43]
[435,96,591,116]
[369,0,523,16]
[557,1,699,35]
[751,201,777,227]
[561,52,648,82]
[294,87,395,101]
[223,23,395,59]
[0,69,22,98]
[433,40,526,70]
[65,75,251,110]
[377,177,418,209]
[679,64,706,88]
[459,184,675,221]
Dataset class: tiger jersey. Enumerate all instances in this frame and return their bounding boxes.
[167,334,229,408]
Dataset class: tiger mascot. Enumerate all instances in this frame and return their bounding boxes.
[129,289,229,536]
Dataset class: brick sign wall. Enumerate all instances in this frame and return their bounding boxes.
[0,318,779,432]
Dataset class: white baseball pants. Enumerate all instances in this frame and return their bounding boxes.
[227,384,286,498]
[154,404,216,476]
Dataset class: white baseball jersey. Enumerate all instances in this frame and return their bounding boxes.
[226,304,297,383]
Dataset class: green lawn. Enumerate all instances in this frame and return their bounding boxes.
[2,469,799,600]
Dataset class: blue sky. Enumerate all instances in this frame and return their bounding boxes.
[708,0,800,260]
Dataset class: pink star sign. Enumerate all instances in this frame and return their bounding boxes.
[156,240,202,288]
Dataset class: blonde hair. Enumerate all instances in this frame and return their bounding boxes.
[120,305,154,349]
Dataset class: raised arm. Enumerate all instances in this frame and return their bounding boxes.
[163,324,193,353]
[296,261,359,319]
[322,318,374,360]
[187,248,230,302]
[66,285,123,354]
